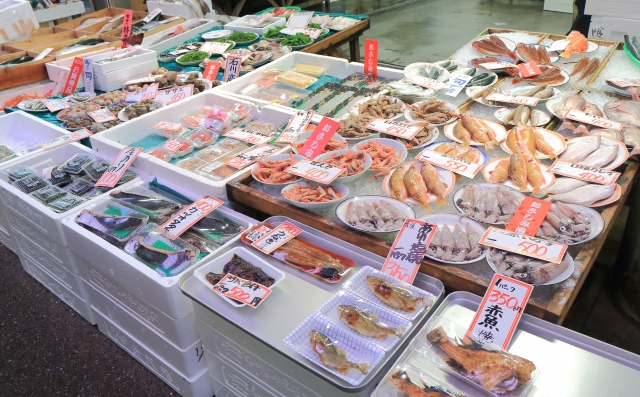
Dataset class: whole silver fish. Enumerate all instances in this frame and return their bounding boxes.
[590,128,623,141]
[559,136,600,163]
[604,101,640,128]
[534,177,589,198]
[554,94,586,116]
[548,184,615,206]
[533,86,554,99]
[581,145,618,168]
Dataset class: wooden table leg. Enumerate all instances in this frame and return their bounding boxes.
[349,36,361,62]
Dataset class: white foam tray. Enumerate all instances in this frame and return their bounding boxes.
[206,350,284,397]
[33,1,85,24]
[143,19,220,53]
[90,48,158,75]
[224,15,286,35]
[45,47,117,84]
[94,59,160,92]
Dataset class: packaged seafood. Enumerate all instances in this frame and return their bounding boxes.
[176,157,207,172]
[189,212,245,245]
[64,177,96,197]
[29,185,68,204]
[276,70,317,89]
[11,175,48,194]
[487,248,573,285]
[81,157,111,181]
[43,164,73,186]
[422,214,486,264]
[373,363,468,397]
[454,183,525,225]
[0,145,18,163]
[59,153,95,174]
[48,194,87,213]
[3,165,37,181]
[335,196,414,234]
[76,200,149,246]
[109,185,183,224]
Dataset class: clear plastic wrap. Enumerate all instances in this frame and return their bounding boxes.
[373,362,468,397]
[76,199,149,245]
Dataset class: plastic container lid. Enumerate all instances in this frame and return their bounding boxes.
[292,63,327,78]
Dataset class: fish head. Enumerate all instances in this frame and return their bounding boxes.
[365,275,384,289]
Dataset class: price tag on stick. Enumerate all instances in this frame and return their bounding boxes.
[505,197,551,236]
[365,119,424,140]
[224,128,272,145]
[563,108,624,131]
[467,273,533,349]
[94,146,142,188]
[548,159,620,186]
[63,57,84,96]
[156,85,193,105]
[203,61,222,81]
[276,110,314,144]
[87,108,117,123]
[158,195,224,239]
[251,221,303,254]
[381,218,436,284]
[83,58,94,93]
[121,10,133,48]
[479,226,567,264]
[485,92,539,106]
[223,55,243,82]
[285,159,345,184]
[416,149,483,179]
[297,116,340,159]
[224,145,280,169]
[39,128,92,150]
[211,273,272,308]
[364,39,378,77]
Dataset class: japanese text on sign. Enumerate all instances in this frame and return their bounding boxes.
[485,92,539,106]
[160,139,183,153]
[365,118,424,141]
[277,110,314,144]
[156,85,193,105]
[87,108,117,123]
[125,83,158,102]
[479,226,567,264]
[63,57,84,96]
[225,145,279,169]
[40,128,92,150]
[83,58,94,94]
[121,10,133,48]
[94,147,142,188]
[224,128,272,145]
[245,225,272,243]
[479,61,516,70]
[203,61,221,81]
[518,61,541,78]
[252,221,303,254]
[468,273,533,348]
[158,195,223,239]
[143,8,162,23]
[223,55,243,82]
[564,108,624,131]
[416,149,482,179]
[442,74,473,97]
[41,98,69,113]
[298,117,340,159]
[381,218,436,284]
[284,26,322,39]
[403,76,447,91]
[211,273,272,308]
[505,196,551,236]
[53,71,66,95]
[549,159,620,186]
[364,39,378,77]
[200,42,231,55]
[285,160,345,184]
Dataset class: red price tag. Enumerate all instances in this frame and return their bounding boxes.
[381,218,436,284]
[285,160,345,184]
[160,139,184,153]
[156,85,193,105]
[518,61,542,78]
[94,146,142,188]
[251,221,303,254]
[416,149,482,179]
[548,159,620,186]
[276,110,315,144]
[365,118,424,140]
[364,39,378,77]
[62,57,84,96]
[120,10,133,48]
[40,128,92,150]
[158,195,223,239]
[563,108,624,131]
[505,197,551,236]
[467,273,533,349]
[224,127,272,145]
[223,55,243,82]
[87,108,117,123]
[298,116,339,159]
[203,61,222,81]
[211,273,272,308]
[479,226,567,264]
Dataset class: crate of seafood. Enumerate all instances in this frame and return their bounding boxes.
[223,15,286,35]
[94,59,160,92]
[44,47,117,85]
[89,47,158,75]
[142,19,220,54]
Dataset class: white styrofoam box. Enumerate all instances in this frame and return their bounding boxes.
[90,48,158,75]
[589,16,640,41]
[0,0,39,43]
[209,375,241,397]
[45,47,119,84]
[21,254,96,324]
[89,91,294,199]
[94,59,160,92]
[33,1,85,24]
[543,0,573,13]
[0,143,148,247]
[0,226,17,253]
[146,1,199,20]
[208,361,278,397]
[85,280,207,377]
[224,15,286,35]
[0,81,55,114]
[585,0,640,19]
[94,307,214,397]
[143,19,220,54]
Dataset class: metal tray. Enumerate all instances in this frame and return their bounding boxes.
[373,291,640,396]
[179,216,444,393]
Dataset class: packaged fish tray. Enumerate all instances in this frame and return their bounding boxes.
[29,185,68,204]
[315,290,413,352]
[76,199,150,245]
[180,126,218,149]
[47,193,87,213]
[114,170,138,186]
[81,157,111,181]
[64,176,96,197]
[124,223,200,277]
[0,144,19,164]
[342,266,436,321]
[373,362,468,397]
[240,222,356,283]
[283,313,385,386]
[43,164,73,186]
[193,246,286,308]
[11,175,49,194]
[188,210,247,246]
[3,165,37,182]
[59,153,95,174]
[413,316,539,397]
[108,185,183,225]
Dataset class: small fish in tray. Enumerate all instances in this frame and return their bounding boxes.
[338,305,405,339]
[310,330,370,375]
[205,254,275,287]
[191,215,245,245]
[366,276,426,312]
[110,189,182,224]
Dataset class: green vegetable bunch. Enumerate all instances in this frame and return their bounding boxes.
[263,26,288,39]
[177,51,209,63]
[281,33,312,47]
[307,23,322,29]
[227,31,258,43]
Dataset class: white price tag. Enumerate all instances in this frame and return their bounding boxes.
[404,76,447,91]
[143,8,162,23]
[286,26,322,39]
[245,224,272,243]
[485,92,539,106]
[479,61,516,70]
[276,110,314,143]
[224,145,280,169]
[211,273,272,308]
[365,119,424,140]
[442,74,473,97]
[199,41,231,54]
[39,128,92,150]
[94,147,142,188]
[479,226,567,264]
[153,122,183,133]
[87,108,117,123]
[223,55,243,82]
[156,85,193,104]
[83,58,94,94]
[125,83,158,102]
[200,161,223,173]
[158,195,223,239]
[284,159,345,184]
[52,70,66,96]
[549,159,620,186]
[381,218,436,284]
[564,108,623,131]
[251,221,303,254]
[41,98,69,112]
[416,149,482,179]
[468,273,533,349]
[224,127,272,145]
[34,47,53,61]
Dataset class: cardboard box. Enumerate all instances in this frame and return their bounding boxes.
[131,0,147,12]
[589,16,640,41]
[585,0,640,19]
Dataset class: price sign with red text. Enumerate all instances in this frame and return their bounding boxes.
[224,145,280,169]
[479,226,567,264]
[120,10,133,48]
[606,78,640,88]
[251,221,303,254]
[158,195,223,239]
[224,128,272,145]
[416,149,482,179]
[505,197,551,236]
[63,57,84,95]
[42,98,69,112]
[143,8,162,23]
[549,159,620,186]
[365,119,424,140]
[223,55,243,82]
[200,41,231,55]
[442,74,474,97]
[211,273,272,308]
[154,122,183,133]
[479,61,517,70]
[52,70,66,95]
[404,76,447,91]
[94,147,142,188]
[39,128,92,150]
[381,218,436,284]
[485,92,539,106]
[156,85,193,105]
[286,26,323,39]
[124,76,156,85]
[125,83,158,102]
[160,139,184,153]
[297,117,339,159]
[245,224,273,243]
[285,159,345,184]
[364,39,378,77]
[518,61,541,78]
[276,110,314,144]
[203,61,222,81]
[564,108,623,131]
[467,273,533,349]
[87,108,117,123]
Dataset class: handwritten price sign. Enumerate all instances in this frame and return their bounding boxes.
[442,74,473,98]
[245,224,272,243]
[518,61,541,78]
[87,108,117,123]
[200,41,231,55]
[224,145,279,169]
[251,221,302,254]
[224,127,272,145]
[39,128,92,150]
[403,76,447,91]
[276,110,314,144]
[83,58,95,94]
[549,159,620,186]
[160,139,184,153]
[468,273,533,348]
[285,159,345,184]
[125,83,158,102]
[94,147,142,188]
[365,119,424,140]
[479,61,517,70]
[564,108,623,131]
[203,61,222,81]
[416,149,482,179]
[158,195,223,239]
[298,117,339,159]
[63,57,84,96]
[42,98,69,112]
[479,226,567,264]
[381,218,436,284]
[505,196,551,236]
[157,85,193,105]
[485,92,539,106]
[211,273,272,308]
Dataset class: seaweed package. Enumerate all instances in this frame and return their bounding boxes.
[44,164,73,186]
[3,165,37,182]
[82,157,111,181]
[12,175,48,194]
[48,194,87,213]
[60,153,95,175]
[30,185,68,204]
[64,177,96,197]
